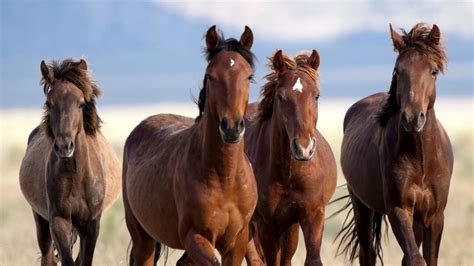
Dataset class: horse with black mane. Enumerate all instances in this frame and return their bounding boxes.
[123,25,258,266]
[336,23,453,266]
[19,58,121,265]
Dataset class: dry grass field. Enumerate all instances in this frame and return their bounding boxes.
[1,98,472,265]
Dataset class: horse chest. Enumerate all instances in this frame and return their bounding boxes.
[48,174,105,220]
[257,180,301,223]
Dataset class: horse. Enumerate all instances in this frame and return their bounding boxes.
[244,50,337,266]
[122,25,258,266]
[19,58,122,266]
[336,23,453,266]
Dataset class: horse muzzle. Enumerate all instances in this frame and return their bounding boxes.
[401,111,426,133]
[54,137,75,158]
[219,117,245,144]
[290,137,316,161]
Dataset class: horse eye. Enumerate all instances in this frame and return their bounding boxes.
[315,95,320,101]
[392,69,399,77]
[248,74,254,81]
[79,102,85,109]
[432,69,439,76]
[206,74,213,81]
[45,102,51,109]
[277,94,283,101]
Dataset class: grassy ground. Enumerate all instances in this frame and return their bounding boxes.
[0,99,472,265]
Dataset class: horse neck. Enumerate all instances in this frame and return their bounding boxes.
[267,113,292,173]
[194,112,245,182]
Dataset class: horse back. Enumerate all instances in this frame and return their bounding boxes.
[124,114,194,162]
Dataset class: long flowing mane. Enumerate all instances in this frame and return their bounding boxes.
[41,59,102,136]
[195,31,255,121]
[256,51,320,122]
[378,23,447,125]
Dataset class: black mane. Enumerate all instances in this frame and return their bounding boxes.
[196,37,255,121]
[377,74,398,125]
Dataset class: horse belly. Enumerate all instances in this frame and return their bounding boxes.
[341,118,386,213]
[19,135,50,219]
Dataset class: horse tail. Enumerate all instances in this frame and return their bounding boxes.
[333,196,359,264]
[128,241,167,266]
[373,212,388,265]
[333,195,388,265]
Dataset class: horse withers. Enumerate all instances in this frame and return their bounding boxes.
[123,26,258,266]
[244,50,337,266]
[337,23,453,266]
[19,59,121,265]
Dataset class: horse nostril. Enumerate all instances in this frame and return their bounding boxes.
[54,143,60,153]
[419,112,425,121]
[237,118,245,133]
[220,117,229,131]
[67,140,74,152]
[401,112,408,126]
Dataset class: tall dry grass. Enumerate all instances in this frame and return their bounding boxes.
[1,98,472,265]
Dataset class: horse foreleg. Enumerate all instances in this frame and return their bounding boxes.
[50,215,75,266]
[77,217,100,266]
[299,207,324,266]
[222,227,250,266]
[183,230,219,266]
[33,211,57,266]
[258,221,282,266]
[245,221,265,266]
[422,213,444,266]
[387,206,425,266]
[280,223,299,266]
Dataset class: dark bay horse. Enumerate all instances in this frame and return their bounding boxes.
[19,59,122,265]
[123,26,258,266]
[244,50,337,266]
[337,23,453,266]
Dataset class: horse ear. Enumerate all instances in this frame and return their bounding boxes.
[77,59,87,71]
[205,25,221,51]
[273,50,286,73]
[40,60,54,84]
[428,24,441,45]
[308,49,320,71]
[240,26,253,50]
[389,24,405,52]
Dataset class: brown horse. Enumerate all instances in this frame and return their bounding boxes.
[122,25,257,266]
[19,59,121,266]
[244,50,337,266]
[336,23,453,266]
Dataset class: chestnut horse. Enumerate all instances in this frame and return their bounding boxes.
[123,26,257,266]
[337,23,453,266]
[19,59,121,265]
[244,50,337,265]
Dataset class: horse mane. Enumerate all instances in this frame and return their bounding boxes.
[256,51,320,122]
[41,58,102,136]
[378,23,447,125]
[195,31,255,121]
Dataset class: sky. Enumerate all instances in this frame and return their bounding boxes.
[1,0,472,109]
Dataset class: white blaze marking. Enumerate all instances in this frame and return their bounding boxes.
[230,58,235,67]
[292,77,303,92]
